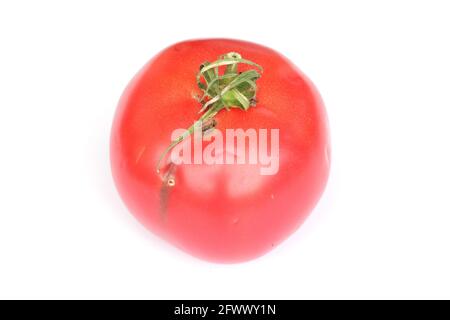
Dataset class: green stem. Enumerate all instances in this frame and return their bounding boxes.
[156,106,219,173]
[156,52,263,174]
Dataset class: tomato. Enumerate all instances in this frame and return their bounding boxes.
[110,39,330,263]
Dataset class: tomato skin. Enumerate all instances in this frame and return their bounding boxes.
[110,39,330,263]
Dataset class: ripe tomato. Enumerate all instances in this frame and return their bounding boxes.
[110,39,330,263]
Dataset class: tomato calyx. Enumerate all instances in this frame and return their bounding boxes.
[156,52,264,173]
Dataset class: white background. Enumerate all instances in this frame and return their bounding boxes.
[1,0,449,299]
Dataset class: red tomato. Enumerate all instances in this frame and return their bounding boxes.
[110,39,330,263]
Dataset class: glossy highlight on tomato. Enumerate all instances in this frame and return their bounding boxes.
[110,39,330,263]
